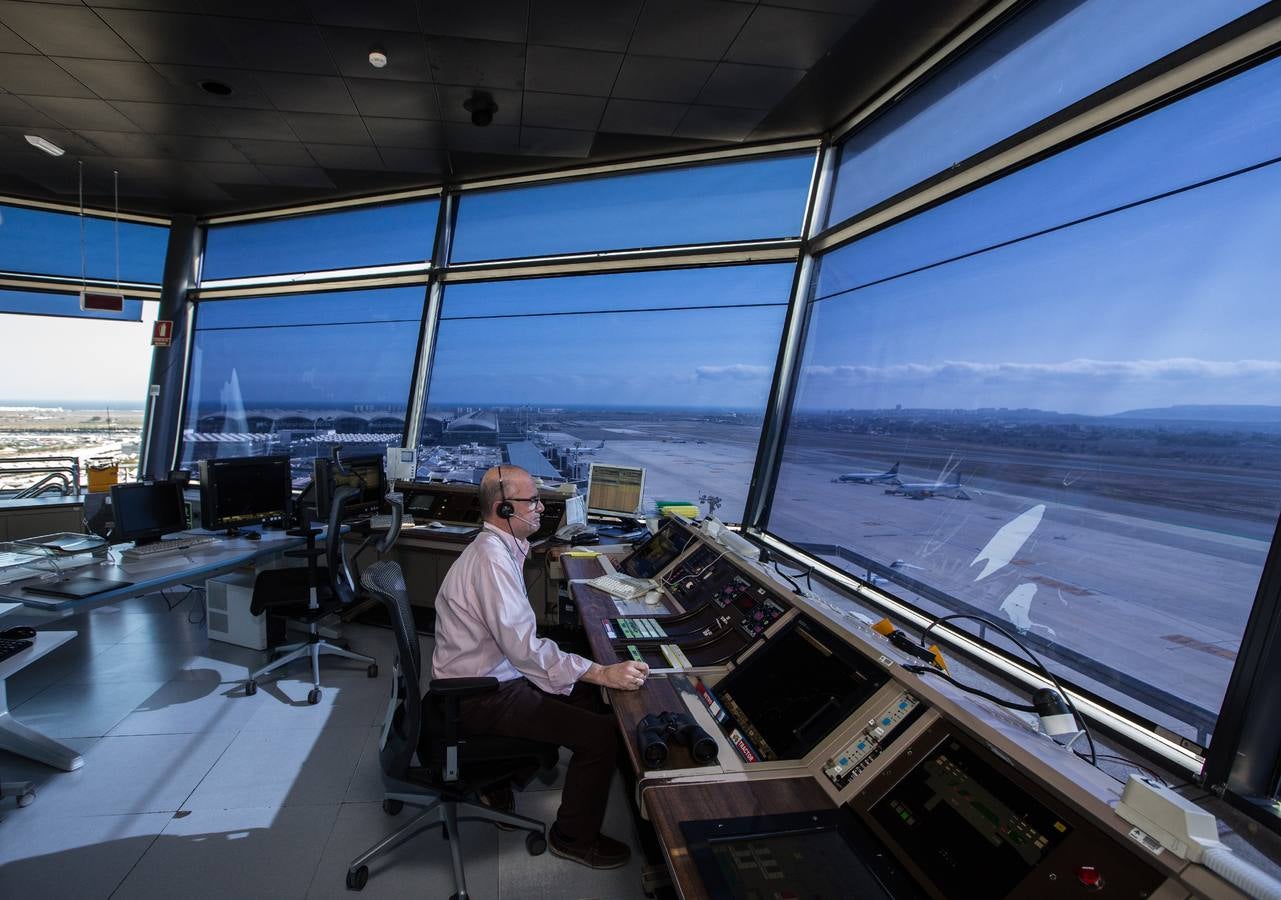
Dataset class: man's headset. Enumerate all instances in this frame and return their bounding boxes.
[495,466,539,530]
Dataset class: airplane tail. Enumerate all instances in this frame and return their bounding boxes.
[888,462,900,475]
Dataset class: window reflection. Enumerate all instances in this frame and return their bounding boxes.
[774,58,1281,744]
[419,266,793,520]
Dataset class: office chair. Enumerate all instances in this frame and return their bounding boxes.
[347,560,557,899]
[243,485,380,704]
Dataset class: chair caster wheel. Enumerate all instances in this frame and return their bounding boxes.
[308,687,321,705]
[345,865,368,890]
[382,798,403,816]
[367,663,378,678]
[17,789,35,808]
[244,680,257,696]
[526,831,547,856]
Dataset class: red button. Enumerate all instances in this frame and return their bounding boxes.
[1078,866,1102,887]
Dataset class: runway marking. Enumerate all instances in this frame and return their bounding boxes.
[1161,634,1238,661]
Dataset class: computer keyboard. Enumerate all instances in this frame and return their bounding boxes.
[0,637,33,664]
[368,514,396,529]
[121,535,217,561]
[587,573,657,601]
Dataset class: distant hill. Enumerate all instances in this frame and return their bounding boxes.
[1110,405,1281,423]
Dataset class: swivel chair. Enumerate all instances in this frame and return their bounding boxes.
[243,484,380,703]
[347,560,557,899]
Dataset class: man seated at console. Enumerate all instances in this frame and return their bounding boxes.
[431,464,651,869]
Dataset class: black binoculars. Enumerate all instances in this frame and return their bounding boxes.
[637,710,718,768]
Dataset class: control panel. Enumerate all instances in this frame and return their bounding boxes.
[708,572,787,639]
[822,691,924,790]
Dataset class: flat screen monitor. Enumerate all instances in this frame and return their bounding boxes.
[110,481,187,546]
[706,618,886,762]
[620,519,693,578]
[198,455,292,531]
[563,494,586,528]
[314,453,386,520]
[586,463,645,518]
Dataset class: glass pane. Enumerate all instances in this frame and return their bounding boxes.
[179,286,426,483]
[450,154,814,263]
[0,203,168,282]
[773,61,1281,745]
[825,0,1267,229]
[201,199,439,280]
[0,304,158,489]
[421,265,793,520]
[0,289,143,321]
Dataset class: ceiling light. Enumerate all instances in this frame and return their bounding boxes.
[368,49,388,68]
[24,134,65,157]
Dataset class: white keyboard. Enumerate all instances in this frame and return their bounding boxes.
[122,535,217,561]
[587,573,656,601]
[368,514,395,529]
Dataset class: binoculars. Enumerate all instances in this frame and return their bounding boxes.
[637,710,718,768]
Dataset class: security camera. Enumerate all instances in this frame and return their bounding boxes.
[463,91,498,127]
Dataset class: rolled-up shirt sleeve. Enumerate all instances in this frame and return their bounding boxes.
[470,537,592,695]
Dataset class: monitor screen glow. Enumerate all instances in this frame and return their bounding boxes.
[586,463,645,517]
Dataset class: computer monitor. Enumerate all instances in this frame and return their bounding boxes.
[110,481,187,546]
[586,463,645,518]
[563,494,586,529]
[198,455,292,532]
[314,453,386,520]
[620,519,694,578]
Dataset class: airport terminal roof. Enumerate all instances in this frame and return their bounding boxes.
[503,439,561,481]
[0,1,988,217]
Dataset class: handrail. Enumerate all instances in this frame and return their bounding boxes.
[0,455,82,498]
[14,471,73,499]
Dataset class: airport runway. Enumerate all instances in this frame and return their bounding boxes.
[555,418,1268,739]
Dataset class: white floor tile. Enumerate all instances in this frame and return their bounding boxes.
[10,680,168,738]
[0,812,170,899]
[13,731,236,821]
[107,675,267,736]
[239,670,390,732]
[184,725,368,810]
[113,805,340,900]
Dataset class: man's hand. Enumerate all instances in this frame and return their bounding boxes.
[583,660,650,691]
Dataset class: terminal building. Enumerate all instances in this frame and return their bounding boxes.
[2,1,1281,897]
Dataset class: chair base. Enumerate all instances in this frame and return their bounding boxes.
[245,619,375,702]
[346,791,546,898]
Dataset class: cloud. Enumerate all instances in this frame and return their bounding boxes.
[695,364,771,381]
[803,358,1281,382]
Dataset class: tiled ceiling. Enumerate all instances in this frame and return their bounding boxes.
[0,0,989,217]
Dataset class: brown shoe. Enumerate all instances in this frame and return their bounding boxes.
[478,784,517,831]
[549,824,631,869]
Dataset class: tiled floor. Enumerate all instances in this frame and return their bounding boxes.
[0,594,650,899]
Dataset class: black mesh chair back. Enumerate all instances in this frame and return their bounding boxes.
[360,561,421,781]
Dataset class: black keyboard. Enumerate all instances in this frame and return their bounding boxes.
[0,636,33,663]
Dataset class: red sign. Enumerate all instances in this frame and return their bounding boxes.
[152,319,174,347]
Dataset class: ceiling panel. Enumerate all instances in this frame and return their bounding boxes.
[0,53,96,97]
[0,0,989,216]
[0,2,140,60]
[347,78,439,120]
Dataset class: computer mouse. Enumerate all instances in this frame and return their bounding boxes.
[1,625,36,640]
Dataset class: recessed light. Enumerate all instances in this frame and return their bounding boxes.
[369,49,388,68]
[24,134,65,157]
[199,80,234,96]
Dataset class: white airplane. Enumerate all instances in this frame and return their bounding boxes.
[886,474,970,500]
[832,461,900,484]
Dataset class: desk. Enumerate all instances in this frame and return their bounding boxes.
[0,530,308,613]
[0,531,309,771]
[0,601,79,770]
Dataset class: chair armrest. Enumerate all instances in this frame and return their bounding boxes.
[429,677,499,698]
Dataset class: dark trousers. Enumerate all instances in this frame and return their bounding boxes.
[459,679,617,846]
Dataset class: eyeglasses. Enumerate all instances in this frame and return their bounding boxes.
[506,496,544,507]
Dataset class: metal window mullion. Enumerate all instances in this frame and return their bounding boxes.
[742,145,836,531]
[0,193,169,226]
[405,191,456,448]
[814,10,1281,256]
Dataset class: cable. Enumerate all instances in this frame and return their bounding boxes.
[919,612,1097,765]
[904,664,1038,711]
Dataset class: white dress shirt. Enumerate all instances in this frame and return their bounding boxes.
[431,523,591,695]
